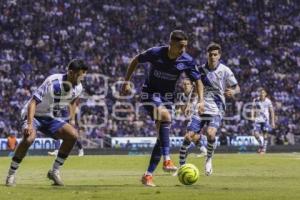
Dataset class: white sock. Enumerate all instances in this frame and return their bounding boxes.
[163,155,171,161]
[52,156,66,173]
[145,171,152,176]
[8,161,20,175]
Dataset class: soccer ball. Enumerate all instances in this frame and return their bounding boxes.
[177,163,199,185]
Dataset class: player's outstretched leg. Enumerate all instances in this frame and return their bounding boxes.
[156,108,177,173]
[198,134,207,157]
[47,124,78,186]
[253,131,264,153]
[142,139,161,187]
[205,127,217,176]
[76,140,84,157]
[6,130,37,187]
[159,122,177,172]
[174,132,195,176]
[261,133,269,154]
[179,137,191,166]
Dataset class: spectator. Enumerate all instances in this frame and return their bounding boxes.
[0,0,298,143]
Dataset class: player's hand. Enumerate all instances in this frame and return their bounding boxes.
[121,82,132,96]
[197,101,205,114]
[224,88,235,98]
[70,119,76,127]
[184,105,192,117]
[24,124,34,137]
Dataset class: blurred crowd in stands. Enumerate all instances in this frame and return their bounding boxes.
[0,0,299,145]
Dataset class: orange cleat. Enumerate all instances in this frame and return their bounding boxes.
[163,160,178,172]
[141,174,156,187]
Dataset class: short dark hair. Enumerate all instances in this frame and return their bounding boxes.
[206,42,222,53]
[170,30,188,42]
[67,59,88,71]
[259,88,267,94]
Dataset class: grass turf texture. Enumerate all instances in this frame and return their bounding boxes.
[1,153,300,200]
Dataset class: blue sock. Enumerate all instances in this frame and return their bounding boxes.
[146,140,161,174]
[159,122,171,160]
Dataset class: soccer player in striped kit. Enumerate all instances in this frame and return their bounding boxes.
[179,43,240,176]
[5,59,88,186]
[251,88,276,154]
[122,30,204,186]
[179,78,208,156]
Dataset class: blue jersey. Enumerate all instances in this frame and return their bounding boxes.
[137,46,200,96]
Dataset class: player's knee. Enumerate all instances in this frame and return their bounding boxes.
[65,129,79,141]
[206,131,216,141]
[192,134,200,143]
[184,131,194,142]
[24,137,35,146]
[71,131,79,141]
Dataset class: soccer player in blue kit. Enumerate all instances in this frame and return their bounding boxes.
[122,30,204,187]
[5,59,88,186]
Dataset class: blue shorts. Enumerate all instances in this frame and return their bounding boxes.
[140,92,173,120]
[22,116,66,139]
[187,114,222,133]
[253,122,272,133]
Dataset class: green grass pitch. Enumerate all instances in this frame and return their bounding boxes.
[1,153,300,200]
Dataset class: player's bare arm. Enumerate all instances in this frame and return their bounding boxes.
[121,56,139,95]
[69,98,79,126]
[195,79,204,114]
[24,98,37,136]
[270,106,276,129]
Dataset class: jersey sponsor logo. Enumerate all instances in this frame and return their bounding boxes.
[217,71,223,77]
[153,70,177,80]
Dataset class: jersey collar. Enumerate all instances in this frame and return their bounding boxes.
[205,62,220,71]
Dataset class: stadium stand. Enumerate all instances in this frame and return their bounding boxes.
[0,0,299,146]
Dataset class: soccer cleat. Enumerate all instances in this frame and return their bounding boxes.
[172,168,180,176]
[78,148,84,157]
[141,174,156,187]
[197,146,208,158]
[200,146,208,156]
[205,157,213,176]
[5,174,16,187]
[257,147,266,154]
[259,149,266,155]
[47,170,64,186]
[48,150,58,156]
[163,160,178,172]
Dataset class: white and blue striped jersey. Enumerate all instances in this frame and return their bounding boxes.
[253,97,273,123]
[21,74,83,119]
[196,63,238,116]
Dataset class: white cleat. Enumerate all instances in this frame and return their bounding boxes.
[196,146,208,158]
[78,149,84,157]
[205,157,213,176]
[5,174,16,187]
[47,170,64,186]
[200,146,207,156]
[172,168,180,177]
[48,150,58,156]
